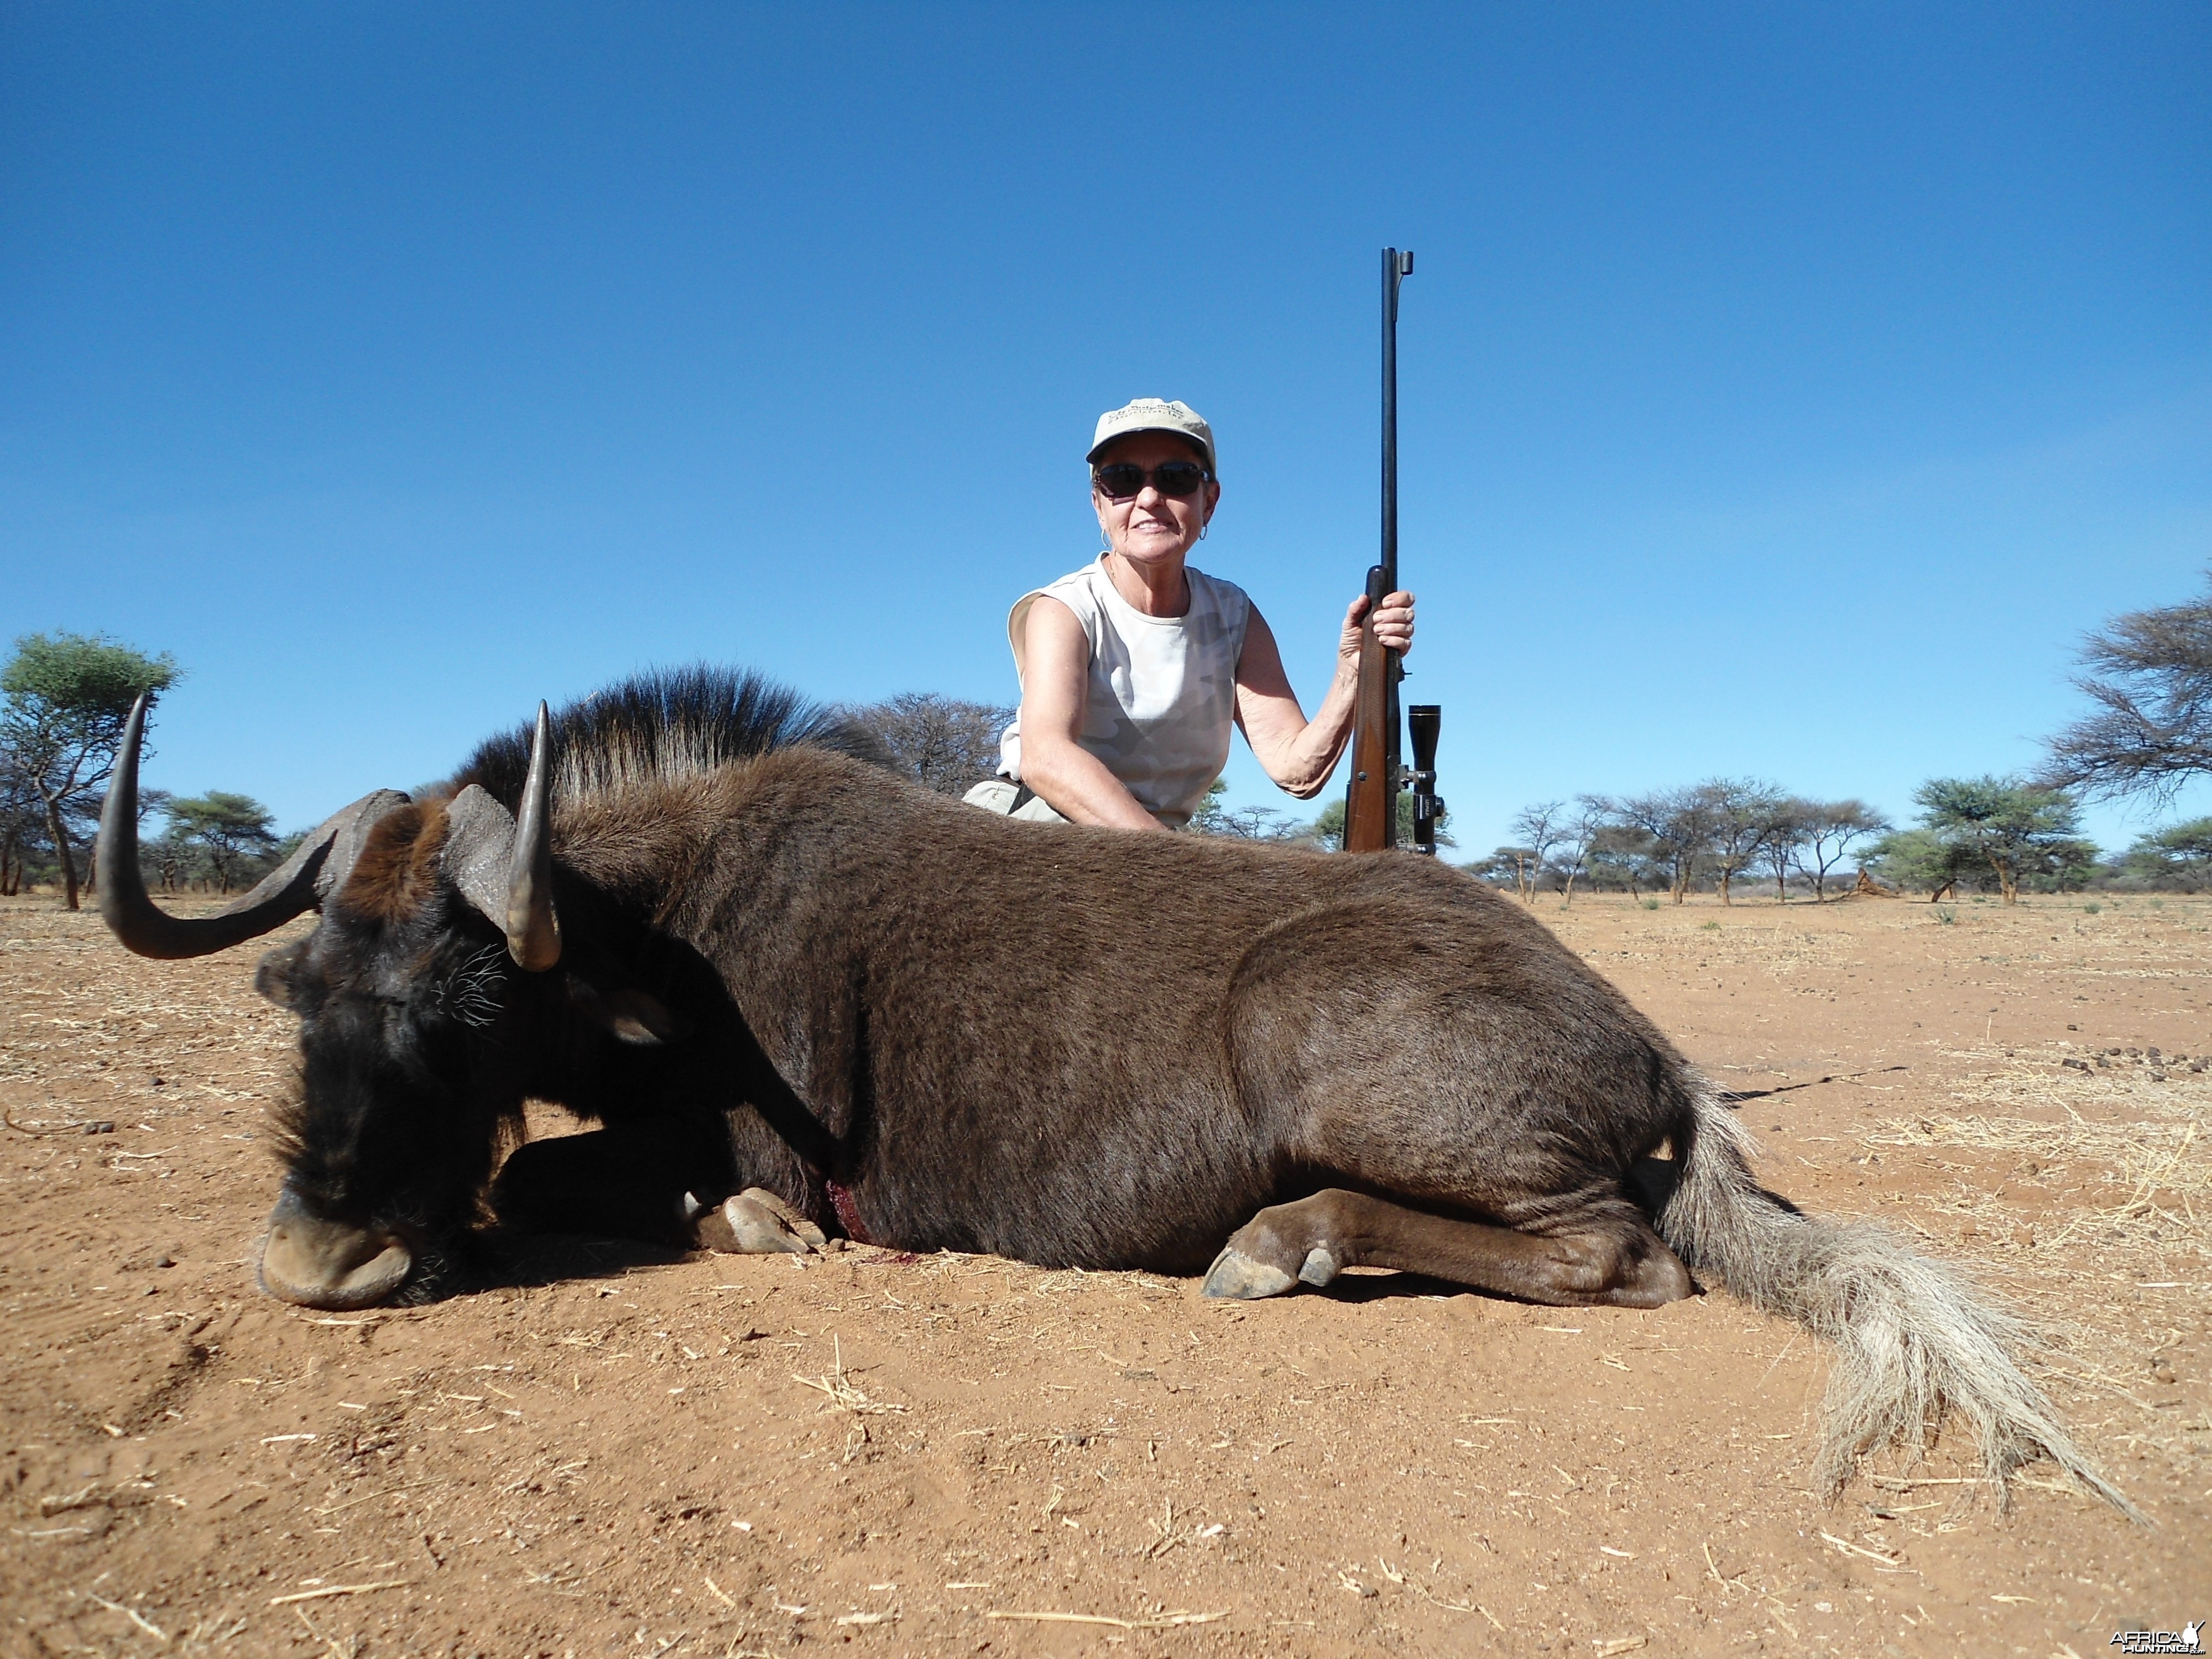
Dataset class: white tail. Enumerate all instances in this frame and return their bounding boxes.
[1655,1091,2137,1519]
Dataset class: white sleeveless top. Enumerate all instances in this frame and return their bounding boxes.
[997,556,1253,830]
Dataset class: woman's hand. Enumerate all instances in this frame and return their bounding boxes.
[1335,589,1417,671]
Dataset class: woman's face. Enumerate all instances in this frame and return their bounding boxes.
[1092,433,1220,571]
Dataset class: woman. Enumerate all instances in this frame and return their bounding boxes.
[967,397,1416,831]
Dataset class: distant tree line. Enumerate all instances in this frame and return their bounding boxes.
[1468,778,2211,905]
[1469,784,1891,905]
[9,566,2204,906]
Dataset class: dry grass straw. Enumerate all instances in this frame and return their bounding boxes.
[1857,1051,2205,1484]
[790,1334,905,1416]
[1865,1056,2208,1261]
[1140,1496,1223,1559]
[266,1580,410,1607]
[85,1592,169,1644]
[984,1609,1227,1630]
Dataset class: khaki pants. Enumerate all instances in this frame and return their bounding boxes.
[962,777,1071,824]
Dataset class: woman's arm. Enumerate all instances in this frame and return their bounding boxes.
[1016,596,1172,832]
[1234,591,1415,799]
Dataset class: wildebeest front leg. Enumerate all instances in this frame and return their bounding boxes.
[1202,1189,1694,1308]
[494,1128,699,1246]
[494,1129,825,1255]
[691,1188,827,1255]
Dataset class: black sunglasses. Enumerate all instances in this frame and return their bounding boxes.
[1092,460,1209,499]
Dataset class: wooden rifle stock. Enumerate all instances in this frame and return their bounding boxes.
[1343,564,1395,852]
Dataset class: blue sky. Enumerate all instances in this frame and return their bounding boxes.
[4,3,2206,858]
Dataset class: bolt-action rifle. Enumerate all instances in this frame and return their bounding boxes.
[1343,247,1443,855]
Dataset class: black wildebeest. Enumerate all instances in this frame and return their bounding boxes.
[96,669,2126,1512]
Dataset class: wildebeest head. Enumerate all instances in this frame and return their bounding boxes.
[97,698,661,1309]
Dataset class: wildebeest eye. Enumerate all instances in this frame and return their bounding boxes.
[255,940,312,1010]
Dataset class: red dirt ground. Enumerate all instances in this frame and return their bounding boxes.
[2,889,2205,1658]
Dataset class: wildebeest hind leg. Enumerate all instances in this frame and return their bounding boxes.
[1202,1188,1693,1308]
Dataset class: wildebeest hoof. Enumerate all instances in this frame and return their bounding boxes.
[1297,1246,1341,1288]
[690,1188,827,1255]
[1201,1245,1298,1300]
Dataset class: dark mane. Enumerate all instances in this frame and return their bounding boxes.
[453,666,891,812]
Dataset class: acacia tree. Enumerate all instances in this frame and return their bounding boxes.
[1861,826,1980,900]
[849,692,1015,797]
[1190,778,1309,841]
[1506,801,1566,901]
[1585,821,1662,896]
[2041,570,2212,804]
[164,793,277,893]
[1911,776,2089,905]
[1553,799,1608,906]
[1697,778,1786,906]
[148,820,196,894]
[0,743,46,898]
[1796,799,1889,901]
[1759,797,1812,902]
[1613,786,1719,904]
[2119,818,2212,892]
[0,634,179,910]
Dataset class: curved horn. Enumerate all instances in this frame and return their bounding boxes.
[503,701,561,971]
[97,692,409,961]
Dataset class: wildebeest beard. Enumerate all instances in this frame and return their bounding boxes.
[255,909,526,1305]
[91,664,2136,1518]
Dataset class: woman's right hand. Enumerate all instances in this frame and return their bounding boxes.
[1337,589,1417,672]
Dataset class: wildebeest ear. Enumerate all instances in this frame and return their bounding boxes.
[443,785,517,926]
[254,939,311,1010]
[566,977,680,1046]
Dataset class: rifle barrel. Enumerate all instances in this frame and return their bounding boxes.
[1381,247,1412,840]
[1382,247,1408,593]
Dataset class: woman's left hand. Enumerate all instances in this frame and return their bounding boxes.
[1337,589,1417,669]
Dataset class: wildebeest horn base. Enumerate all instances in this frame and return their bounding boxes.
[96,692,410,960]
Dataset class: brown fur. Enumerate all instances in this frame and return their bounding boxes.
[331,801,452,925]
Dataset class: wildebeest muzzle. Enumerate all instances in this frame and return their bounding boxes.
[255,1187,415,1311]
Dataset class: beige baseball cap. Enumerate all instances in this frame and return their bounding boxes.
[1087,398,1217,478]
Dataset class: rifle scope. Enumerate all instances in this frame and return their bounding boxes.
[1408,703,1443,857]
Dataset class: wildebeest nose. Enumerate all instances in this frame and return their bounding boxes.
[256,1187,413,1310]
